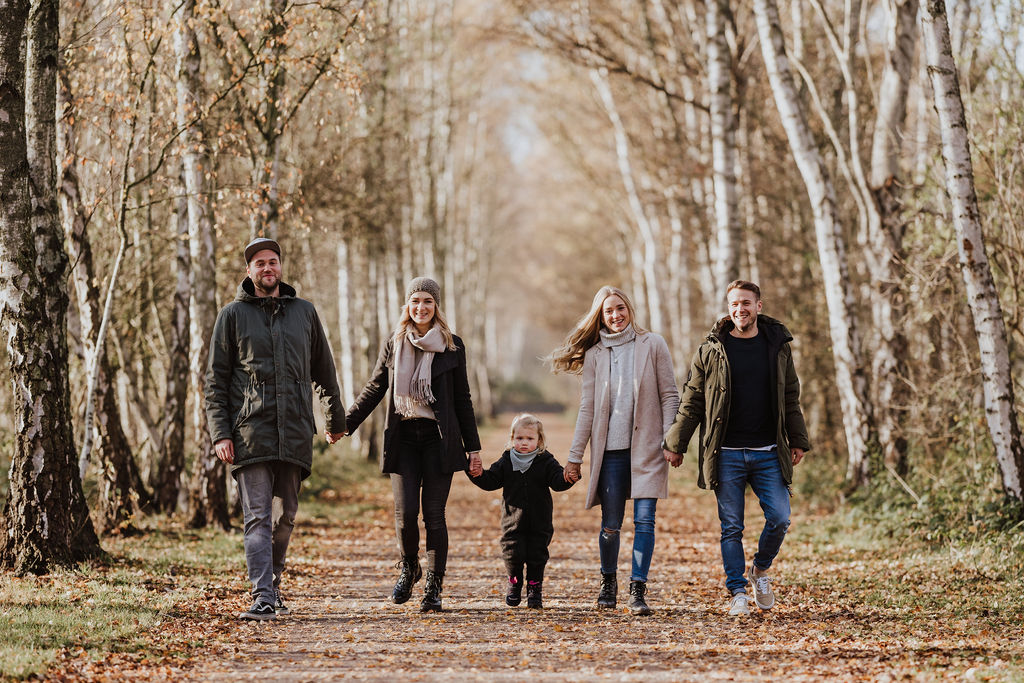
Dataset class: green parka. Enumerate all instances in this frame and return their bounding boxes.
[663,315,811,490]
[205,278,345,479]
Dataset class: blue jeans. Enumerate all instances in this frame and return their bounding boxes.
[597,450,657,582]
[716,447,791,595]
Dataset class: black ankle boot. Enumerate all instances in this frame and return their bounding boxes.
[597,572,617,608]
[628,580,651,616]
[526,580,543,609]
[506,575,523,606]
[391,557,422,604]
[420,570,443,612]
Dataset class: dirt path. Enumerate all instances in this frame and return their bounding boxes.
[183,413,1023,681]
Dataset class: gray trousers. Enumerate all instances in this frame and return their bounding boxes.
[236,461,301,603]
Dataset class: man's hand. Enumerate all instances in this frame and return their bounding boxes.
[214,438,234,464]
[564,461,582,484]
[325,431,345,444]
[791,448,805,465]
[468,452,483,477]
[663,448,683,468]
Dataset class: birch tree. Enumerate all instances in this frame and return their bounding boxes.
[751,0,872,483]
[0,0,101,572]
[923,0,1024,499]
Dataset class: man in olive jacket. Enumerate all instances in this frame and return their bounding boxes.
[205,237,346,621]
[663,280,810,617]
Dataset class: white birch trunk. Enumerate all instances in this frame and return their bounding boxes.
[707,0,740,294]
[337,238,356,409]
[752,0,872,481]
[590,67,664,333]
[923,0,1024,499]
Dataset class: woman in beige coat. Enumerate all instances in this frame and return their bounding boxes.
[551,286,679,615]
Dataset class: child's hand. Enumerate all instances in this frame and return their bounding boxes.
[468,452,483,477]
[564,462,581,483]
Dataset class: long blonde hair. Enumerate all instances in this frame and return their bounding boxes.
[507,413,547,452]
[547,286,646,374]
[391,299,457,351]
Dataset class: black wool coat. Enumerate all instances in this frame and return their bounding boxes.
[468,450,574,552]
[345,334,481,475]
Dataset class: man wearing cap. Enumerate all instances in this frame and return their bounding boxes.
[205,237,346,620]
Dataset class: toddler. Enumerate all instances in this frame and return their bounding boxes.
[468,414,578,608]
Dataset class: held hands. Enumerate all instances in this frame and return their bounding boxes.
[468,452,483,477]
[564,461,582,484]
[663,448,683,468]
[214,439,235,465]
[791,448,805,465]
[325,430,346,444]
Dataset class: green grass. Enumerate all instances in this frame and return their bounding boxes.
[0,524,239,680]
[0,448,390,681]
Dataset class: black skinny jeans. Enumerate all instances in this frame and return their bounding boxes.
[391,418,453,575]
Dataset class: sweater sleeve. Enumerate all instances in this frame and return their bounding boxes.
[467,454,505,491]
[545,453,574,492]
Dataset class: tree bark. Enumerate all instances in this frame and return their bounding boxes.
[707,0,740,294]
[176,0,230,529]
[923,0,1024,499]
[752,0,873,485]
[867,0,919,473]
[151,177,190,513]
[1,0,101,573]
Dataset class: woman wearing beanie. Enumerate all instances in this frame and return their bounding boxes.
[345,277,481,612]
[548,286,679,615]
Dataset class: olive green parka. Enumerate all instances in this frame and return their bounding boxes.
[205,278,345,479]
[663,315,811,490]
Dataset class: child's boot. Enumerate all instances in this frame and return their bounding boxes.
[526,580,543,609]
[506,575,523,606]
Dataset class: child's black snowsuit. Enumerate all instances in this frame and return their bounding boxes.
[468,449,574,582]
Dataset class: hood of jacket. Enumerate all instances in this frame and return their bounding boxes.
[236,277,298,304]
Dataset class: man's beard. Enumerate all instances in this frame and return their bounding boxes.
[254,274,279,295]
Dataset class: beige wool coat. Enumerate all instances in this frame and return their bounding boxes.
[568,331,680,509]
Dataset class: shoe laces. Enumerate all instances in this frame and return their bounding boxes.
[753,573,772,595]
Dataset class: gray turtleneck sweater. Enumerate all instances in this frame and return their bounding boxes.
[600,325,636,451]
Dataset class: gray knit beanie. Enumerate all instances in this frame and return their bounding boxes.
[406,276,441,303]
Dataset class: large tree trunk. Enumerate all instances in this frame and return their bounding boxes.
[249,0,286,240]
[1,0,101,573]
[176,0,230,529]
[707,0,740,294]
[151,178,190,513]
[752,0,873,485]
[867,0,919,474]
[923,0,1024,500]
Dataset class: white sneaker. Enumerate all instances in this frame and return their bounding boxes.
[748,565,775,610]
[728,592,750,616]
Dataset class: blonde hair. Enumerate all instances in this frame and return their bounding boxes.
[391,296,457,351]
[507,413,546,452]
[547,286,647,374]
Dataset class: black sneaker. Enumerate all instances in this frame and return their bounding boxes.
[274,590,290,615]
[506,576,523,607]
[240,600,276,621]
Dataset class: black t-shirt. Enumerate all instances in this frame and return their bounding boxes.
[722,331,776,448]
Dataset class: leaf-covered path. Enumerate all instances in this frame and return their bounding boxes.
[182,413,1023,681]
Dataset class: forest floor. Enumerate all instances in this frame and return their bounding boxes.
[42,412,1024,681]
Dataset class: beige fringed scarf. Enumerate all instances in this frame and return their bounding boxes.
[393,325,447,417]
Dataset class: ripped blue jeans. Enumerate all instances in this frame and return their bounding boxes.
[597,449,657,582]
